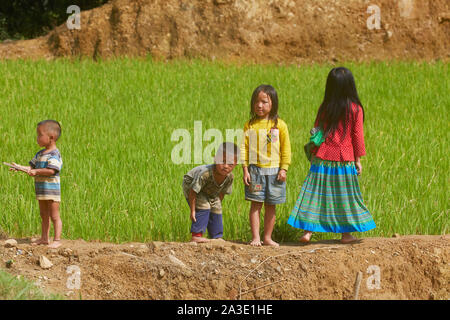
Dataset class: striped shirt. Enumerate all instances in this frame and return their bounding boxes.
[29,149,63,202]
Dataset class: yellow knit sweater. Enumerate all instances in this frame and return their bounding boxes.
[241,118,291,171]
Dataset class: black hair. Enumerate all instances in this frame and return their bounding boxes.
[214,142,240,164]
[37,120,61,141]
[315,67,364,138]
[249,84,279,128]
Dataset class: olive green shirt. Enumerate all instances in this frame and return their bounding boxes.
[182,164,234,214]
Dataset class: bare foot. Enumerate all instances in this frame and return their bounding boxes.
[341,233,357,244]
[249,239,262,247]
[48,240,62,249]
[31,238,49,246]
[263,239,279,247]
[299,231,313,243]
[191,236,210,243]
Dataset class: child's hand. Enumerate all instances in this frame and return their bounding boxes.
[190,211,197,223]
[277,169,287,182]
[243,171,251,186]
[355,161,362,175]
[27,169,38,177]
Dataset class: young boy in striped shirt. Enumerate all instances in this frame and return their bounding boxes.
[10,120,63,248]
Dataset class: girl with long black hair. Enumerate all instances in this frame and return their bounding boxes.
[288,67,376,243]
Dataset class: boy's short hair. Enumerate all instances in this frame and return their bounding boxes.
[37,120,62,141]
[214,142,240,164]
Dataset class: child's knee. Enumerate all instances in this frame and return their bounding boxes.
[251,201,264,209]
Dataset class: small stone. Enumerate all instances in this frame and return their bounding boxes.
[147,241,164,252]
[392,233,401,238]
[159,269,165,278]
[214,269,220,275]
[168,254,186,268]
[183,269,194,277]
[16,249,23,255]
[4,239,17,248]
[59,248,73,257]
[250,258,258,264]
[39,255,53,269]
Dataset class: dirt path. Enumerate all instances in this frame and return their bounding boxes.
[1,235,448,300]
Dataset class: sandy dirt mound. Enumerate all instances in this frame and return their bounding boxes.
[0,0,448,63]
[1,235,449,300]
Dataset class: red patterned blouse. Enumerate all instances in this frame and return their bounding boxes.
[312,103,366,162]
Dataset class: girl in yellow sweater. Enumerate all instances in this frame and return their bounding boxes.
[241,85,291,246]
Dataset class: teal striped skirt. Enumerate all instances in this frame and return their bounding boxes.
[287,157,376,233]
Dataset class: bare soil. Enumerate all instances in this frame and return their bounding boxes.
[1,235,449,300]
[0,0,448,63]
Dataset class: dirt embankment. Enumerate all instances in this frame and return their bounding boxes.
[1,235,449,300]
[0,0,448,63]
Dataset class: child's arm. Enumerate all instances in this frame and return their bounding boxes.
[188,188,197,222]
[352,105,366,159]
[242,166,251,186]
[278,121,291,181]
[27,168,57,177]
[241,122,251,186]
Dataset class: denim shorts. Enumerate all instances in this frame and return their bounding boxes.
[244,165,286,204]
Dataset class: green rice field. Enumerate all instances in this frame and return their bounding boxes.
[0,58,448,243]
